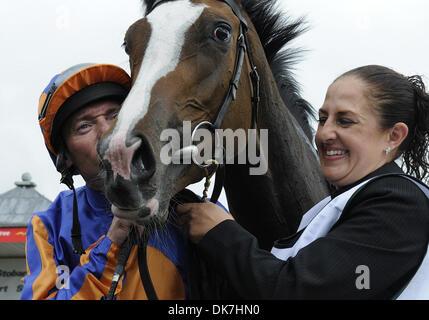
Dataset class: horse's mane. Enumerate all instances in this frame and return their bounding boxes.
[241,0,315,140]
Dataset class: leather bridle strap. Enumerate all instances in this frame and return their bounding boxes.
[148,0,260,131]
[137,231,158,300]
[210,0,260,204]
[213,25,246,129]
[213,0,260,130]
[147,1,260,204]
[219,0,248,30]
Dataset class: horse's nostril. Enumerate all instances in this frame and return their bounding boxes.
[131,135,156,181]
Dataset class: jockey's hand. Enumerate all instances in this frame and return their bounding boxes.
[176,201,233,244]
[107,217,144,247]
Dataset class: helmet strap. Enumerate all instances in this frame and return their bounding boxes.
[56,150,86,255]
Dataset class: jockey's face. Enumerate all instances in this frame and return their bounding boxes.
[62,99,121,192]
[315,76,391,187]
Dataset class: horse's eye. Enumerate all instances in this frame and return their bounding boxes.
[213,25,231,42]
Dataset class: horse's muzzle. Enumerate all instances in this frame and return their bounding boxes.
[98,134,157,210]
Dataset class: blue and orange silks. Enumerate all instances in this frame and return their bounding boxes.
[21,186,195,300]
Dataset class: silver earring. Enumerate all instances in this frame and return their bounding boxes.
[385,147,391,155]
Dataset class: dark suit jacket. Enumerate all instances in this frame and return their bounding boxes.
[197,162,429,299]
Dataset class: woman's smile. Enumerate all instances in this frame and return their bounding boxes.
[322,147,349,161]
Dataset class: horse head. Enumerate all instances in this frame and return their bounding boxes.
[98,0,259,225]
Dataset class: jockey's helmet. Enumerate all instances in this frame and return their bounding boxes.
[38,63,131,166]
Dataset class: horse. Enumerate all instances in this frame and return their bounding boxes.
[97,0,329,251]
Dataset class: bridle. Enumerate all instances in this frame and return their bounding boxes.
[152,0,261,203]
[150,0,260,130]
[107,0,261,300]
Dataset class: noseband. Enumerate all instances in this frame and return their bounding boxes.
[150,0,261,202]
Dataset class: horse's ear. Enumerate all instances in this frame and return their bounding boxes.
[141,0,149,15]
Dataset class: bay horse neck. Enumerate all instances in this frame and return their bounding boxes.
[223,28,329,250]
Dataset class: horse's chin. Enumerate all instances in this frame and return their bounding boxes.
[111,197,168,226]
[106,163,199,226]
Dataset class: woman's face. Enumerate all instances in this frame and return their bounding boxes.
[315,76,391,187]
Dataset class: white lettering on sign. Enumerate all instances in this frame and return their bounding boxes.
[0,259,27,300]
[0,231,11,237]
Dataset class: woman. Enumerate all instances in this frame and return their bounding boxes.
[176,65,429,299]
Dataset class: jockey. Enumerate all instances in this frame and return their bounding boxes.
[22,63,196,299]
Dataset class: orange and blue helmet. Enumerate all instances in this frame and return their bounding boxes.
[38,63,130,255]
[38,63,131,165]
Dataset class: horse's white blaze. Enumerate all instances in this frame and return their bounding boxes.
[104,0,206,180]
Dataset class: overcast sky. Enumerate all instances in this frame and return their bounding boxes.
[1,0,428,203]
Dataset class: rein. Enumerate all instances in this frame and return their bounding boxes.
[106,226,158,300]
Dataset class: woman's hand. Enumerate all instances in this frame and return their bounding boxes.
[176,201,233,244]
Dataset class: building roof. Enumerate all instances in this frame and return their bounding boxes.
[0,173,51,228]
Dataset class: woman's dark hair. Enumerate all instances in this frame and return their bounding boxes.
[340,65,429,182]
